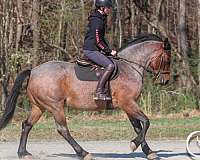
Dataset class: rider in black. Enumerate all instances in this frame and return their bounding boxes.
[83,0,117,101]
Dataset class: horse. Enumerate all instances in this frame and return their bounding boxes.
[0,34,171,160]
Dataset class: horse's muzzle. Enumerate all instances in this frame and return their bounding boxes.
[154,76,169,85]
[160,77,169,85]
[162,79,169,85]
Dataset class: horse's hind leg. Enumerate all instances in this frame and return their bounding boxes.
[53,108,92,160]
[18,104,43,158]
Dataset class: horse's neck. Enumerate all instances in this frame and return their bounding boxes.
[119,42,154,66]
[118,43,154,78]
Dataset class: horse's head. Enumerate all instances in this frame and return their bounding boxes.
[148,38,171,85]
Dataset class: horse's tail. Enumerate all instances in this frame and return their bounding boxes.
[0,69,31,130]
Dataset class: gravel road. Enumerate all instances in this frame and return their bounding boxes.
[0,140,194,160]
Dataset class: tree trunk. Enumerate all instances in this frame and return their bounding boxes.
[81,0,85,26]
[0,0,11,110]
[197,0,200,108]
[198,0,200,83]
[0,2,3,55]
[62,22,69,61]
[32,0,40,66]
[16,0,23,52]
[179,0,188,57]
[132,0,173,39]
[130,3,136,36]
[178,0,196,89]
[115,0,122,48]
[3,0,9,55]
[57,0,65,60]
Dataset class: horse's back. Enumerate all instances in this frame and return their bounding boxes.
[31,61,73,77]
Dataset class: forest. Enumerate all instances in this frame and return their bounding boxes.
[0,0,200,115]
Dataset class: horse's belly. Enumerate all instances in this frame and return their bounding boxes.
[66,93,108,111]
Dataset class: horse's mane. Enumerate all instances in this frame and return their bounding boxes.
[118,34,163,52]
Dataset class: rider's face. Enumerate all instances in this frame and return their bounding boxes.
[104,7,112,15]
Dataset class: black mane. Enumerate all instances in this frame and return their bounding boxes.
[118,34,163,52]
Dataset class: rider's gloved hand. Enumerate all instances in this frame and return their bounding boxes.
[111,50,117,56]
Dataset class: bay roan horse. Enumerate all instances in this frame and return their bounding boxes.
[0,35,171,160]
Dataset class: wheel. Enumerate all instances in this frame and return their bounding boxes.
[186,131,200,158]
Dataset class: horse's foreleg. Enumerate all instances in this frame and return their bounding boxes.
[128,117,157,158]
[128,111,150,152]
[53,109,92,160]
[121,101,150,150]
[129,112,158,160]
[128,117,151,154]
[18,104,43,158]
[127,110,158,159]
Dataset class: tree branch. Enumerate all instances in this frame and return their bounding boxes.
[43,42,74,60]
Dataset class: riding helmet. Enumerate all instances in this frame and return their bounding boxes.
[95,0,113,8]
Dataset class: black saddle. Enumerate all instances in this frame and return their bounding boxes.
[74,55,119,81]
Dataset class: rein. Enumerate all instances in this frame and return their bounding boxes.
[116,56,152,74]
[116,56,151,79]
[115,49,169,80]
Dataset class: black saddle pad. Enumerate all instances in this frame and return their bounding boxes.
[74,59,119,81]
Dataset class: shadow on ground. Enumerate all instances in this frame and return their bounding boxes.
[49,150,189,159]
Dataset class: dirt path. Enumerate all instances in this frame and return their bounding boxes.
[0,140,193,160]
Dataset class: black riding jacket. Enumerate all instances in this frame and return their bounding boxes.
[83,11,112,54]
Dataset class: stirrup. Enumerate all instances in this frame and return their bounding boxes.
[93,92,111,101]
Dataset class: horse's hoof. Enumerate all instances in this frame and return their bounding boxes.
[147,152,158,160]
[130,141,138,152]
[18,151,32,159]
[83,153,93,160]
[21,155,33,160]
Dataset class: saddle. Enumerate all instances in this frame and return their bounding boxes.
[74,55,119,81]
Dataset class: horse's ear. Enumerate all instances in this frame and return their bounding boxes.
[163,38,171,53]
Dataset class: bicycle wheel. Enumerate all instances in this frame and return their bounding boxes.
[186,131,200,158]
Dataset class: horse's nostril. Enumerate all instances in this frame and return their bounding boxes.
[160,78,164,84]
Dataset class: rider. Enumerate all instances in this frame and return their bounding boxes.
[83,0,117,101]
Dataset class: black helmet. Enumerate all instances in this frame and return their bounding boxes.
[95,0,113,8]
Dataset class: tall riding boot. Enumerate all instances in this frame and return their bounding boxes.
[94,64,114,100]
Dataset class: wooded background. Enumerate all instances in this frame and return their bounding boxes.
[0,0,200,114]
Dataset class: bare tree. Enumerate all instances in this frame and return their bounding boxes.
[16,0,23,52]
[0,0,12,110]
[178,0,196,89]
[57,0,65,60]
[32,0,40,65]
[196,0,200,108]
[81,0,85,26]
[115,0,122,48]
[198,0,200,84]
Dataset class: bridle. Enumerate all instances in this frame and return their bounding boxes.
[148,50,171,81]
[117,48,171,81]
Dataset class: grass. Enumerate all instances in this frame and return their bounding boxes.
[0,110,200,141]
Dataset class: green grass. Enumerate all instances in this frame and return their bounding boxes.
[0,113,200,141]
